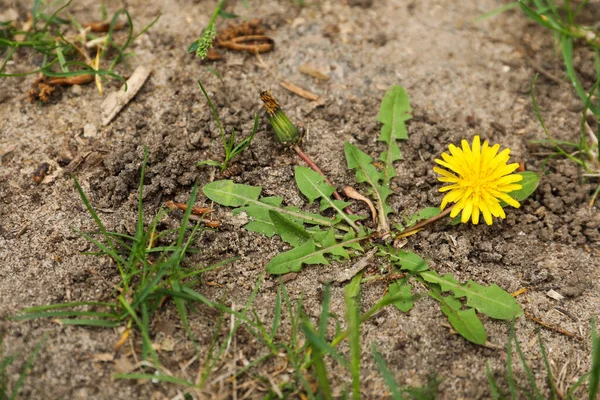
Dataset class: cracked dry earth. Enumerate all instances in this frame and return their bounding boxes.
[0,0,599,399]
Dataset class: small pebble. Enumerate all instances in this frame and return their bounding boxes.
[83,123,97,138]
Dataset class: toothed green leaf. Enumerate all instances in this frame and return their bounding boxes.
[378,247,429,272]
[268,210,311,247]
[203,180,261,207]
[266,230,366,274]
[428,285,487,345]
[386,281,414,312]
[204,180,337,232]
[377,85,412,184]
[294,166,360,230]
[344,142,392,231]
[420,271,523,320]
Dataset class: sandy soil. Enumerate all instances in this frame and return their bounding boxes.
[1,0,599,399]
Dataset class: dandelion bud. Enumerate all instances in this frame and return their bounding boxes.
[260,90,301,145]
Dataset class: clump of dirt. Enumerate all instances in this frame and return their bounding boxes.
[0,0,598,399]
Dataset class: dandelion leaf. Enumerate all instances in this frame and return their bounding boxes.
[204,181,337,241]
[268,210,311,247]
[266,229,365,274]
[344,143,393,218]
[429,285,487,345]
[203,180,261,207]
[386,281,414,312]
[377,85,412,184]
[266,239,328,274]
[420,271,523,320]
[234,196,283,237]
[379,247,429,272]
[501,171,540,206]
[294,167,358,227]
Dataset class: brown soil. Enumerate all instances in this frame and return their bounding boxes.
[1,0,599,399]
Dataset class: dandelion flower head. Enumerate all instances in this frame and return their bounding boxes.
[434,135,523,225]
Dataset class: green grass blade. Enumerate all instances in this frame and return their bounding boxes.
[115,373,194,386]
[118,295,158,364]
[57,319,121,327]
[472,2,519,23]
[486,362,505,400]
[372,344,403,399]
[561,35,588,106]
[537,331,558,399]
[590,318,600,400]
[507,325,518,399]
[345,274,362,399]
[9,335,47,400]
[271,286,282,339]
[198,80,225,141]
[19,301,115,313]
[11,311,117,320]
[513,327,543,399]
[171,281,197,351]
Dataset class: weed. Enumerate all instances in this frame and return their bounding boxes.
[13,149,234,368]
[204,84,539,345]
[486,319,600,399]
[196,80,258,173]
[188,0,248,59]
[0,1,159,99]
[0,334,46,400]
[515,1,600,202]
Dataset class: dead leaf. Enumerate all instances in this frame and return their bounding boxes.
[344,186,376,224]
[160,336,176,352]
[113,356,135,374]
[280,80,319,101]
[93,353,114,362]
[298,64,329,80]
[546,289,565,301]
[101,65,152,126]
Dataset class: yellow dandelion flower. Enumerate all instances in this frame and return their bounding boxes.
[433,135,523,225]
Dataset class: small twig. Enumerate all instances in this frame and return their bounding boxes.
[280,80,319,101]
[524,311,583,341]
[46,74,94,86]
[218,35,274,54]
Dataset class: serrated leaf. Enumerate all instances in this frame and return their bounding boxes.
[379,247,429,272]
[429,285,487,345]
[204,180,337,229]
[420,271,523,320]
[266,231,366,274]
[377,85,412,184]
[203,180,261,207]
[344,142,392,232]
[294,166,360,230]
[266,239,328,274]
[234,196,283,237]
[268,210,311,247]
[386,281,414,312]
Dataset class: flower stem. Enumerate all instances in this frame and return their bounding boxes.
[395,206,453,238]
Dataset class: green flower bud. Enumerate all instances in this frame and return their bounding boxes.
[260,90,301,145]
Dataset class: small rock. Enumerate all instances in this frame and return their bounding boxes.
[71,84,83,96]
[83,123,98,138]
